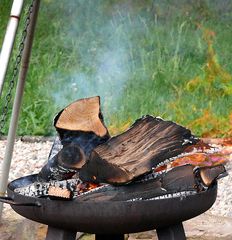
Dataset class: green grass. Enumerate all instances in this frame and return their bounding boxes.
[0,0,232,137]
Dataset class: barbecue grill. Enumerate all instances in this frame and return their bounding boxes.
[0,99,225,240]
[0,2,228,240]
[0,173,218,240]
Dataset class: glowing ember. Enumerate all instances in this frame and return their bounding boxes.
[170,152,229,168]
[76,182,101,194]
[155,139,232,173]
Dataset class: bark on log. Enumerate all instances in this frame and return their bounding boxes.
[80,116,198,184]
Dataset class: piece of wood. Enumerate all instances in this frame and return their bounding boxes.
[77,164,226,202]
[57,142,86,170]
[80,116,198,184]
[54,96,109,137]
[197,165,227,187]
[59,131,110,157]
[38,143,86,181]
[76,165,201,202]
[38,96,110,182]
[48,186,71,199]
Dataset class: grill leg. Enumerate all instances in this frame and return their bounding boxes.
[156,222,186,240]
[45,226,77,240]
[95,234,124,240]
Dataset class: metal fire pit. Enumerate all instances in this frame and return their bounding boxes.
[0,173,218,240]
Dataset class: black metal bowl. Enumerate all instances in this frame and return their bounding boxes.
[5,174,217,234]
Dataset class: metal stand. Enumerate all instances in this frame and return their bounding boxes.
[156,222,186,240]
[0,0,24,95]
[46,226,77,240]
[0,0,40,220]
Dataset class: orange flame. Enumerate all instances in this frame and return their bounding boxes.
[155,139,232,172]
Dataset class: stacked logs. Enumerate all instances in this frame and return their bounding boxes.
[17,96,227,200]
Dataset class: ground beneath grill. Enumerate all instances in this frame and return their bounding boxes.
[0,137,231,239]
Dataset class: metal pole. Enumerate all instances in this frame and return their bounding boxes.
[0,0,40,220]
[0,0,24,96]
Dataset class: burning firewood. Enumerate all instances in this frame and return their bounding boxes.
[54,96,110,157]
[38,143,87,181]
[38,96,110,181]
[15,164,226,201]
[48,186,72,199]
[196,165,227,187]
[79,115,198,184]
[76,164,226,202]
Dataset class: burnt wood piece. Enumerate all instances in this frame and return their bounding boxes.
[38,131,110,182]
[80,116,198,184]
[55,97,110,157]
[38,143,86,181]
[76,165,195,202]
[59,131,110,157]
[196,164,227,187]
[39,96,110,182]
[76,165,226,202]
[48,186,72,199]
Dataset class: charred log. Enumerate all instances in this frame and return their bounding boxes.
[15,165,226,201]
[80,116,198,184]
[58,131,109,157]
[76,164,226,202]
[38,143,86,181]
[195,165,227,187]
[48,186,72,199]
[54,96,110,157]
[38,96,110,182]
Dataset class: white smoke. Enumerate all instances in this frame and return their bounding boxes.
[51,2,134,117]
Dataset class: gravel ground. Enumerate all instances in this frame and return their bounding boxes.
[0,139,52,182]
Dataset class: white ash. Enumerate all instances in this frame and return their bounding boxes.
[15,178,82,197]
